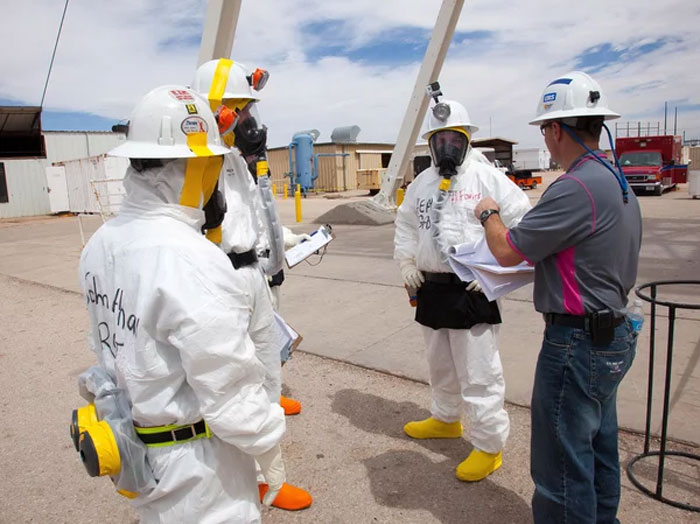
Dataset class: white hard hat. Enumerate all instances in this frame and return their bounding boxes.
[421,99,479,140]
[109,85,229,159]
[192,59,259,103]
[529,70,620,126]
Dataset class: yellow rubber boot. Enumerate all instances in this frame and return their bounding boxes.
[259,482,312,511]
[456,449,502,482]
[280,395,301,416]
[403,416,463,439]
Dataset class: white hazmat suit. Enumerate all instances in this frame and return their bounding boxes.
[80,159,285,523]
[219,151,284,402]
[394,149,531,453]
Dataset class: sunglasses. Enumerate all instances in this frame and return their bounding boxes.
[540,122,555,136]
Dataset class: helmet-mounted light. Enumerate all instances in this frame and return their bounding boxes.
[248,68,269,91]
[432,103,451,122]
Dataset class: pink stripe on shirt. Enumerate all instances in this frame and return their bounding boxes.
[556,246,584,315]
[506,230,534,265]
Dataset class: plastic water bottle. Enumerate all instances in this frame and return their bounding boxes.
[405,285,418,308]
[628,299,645,333]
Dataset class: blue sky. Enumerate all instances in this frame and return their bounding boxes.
[2,1,699,148]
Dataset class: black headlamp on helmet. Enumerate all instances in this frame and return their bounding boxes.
[429,128,470,179]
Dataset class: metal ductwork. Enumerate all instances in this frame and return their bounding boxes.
[331,125,360,144]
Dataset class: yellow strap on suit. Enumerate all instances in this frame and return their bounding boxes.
[180,132,224,242]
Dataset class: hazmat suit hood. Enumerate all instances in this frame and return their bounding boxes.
[120,159,206,231]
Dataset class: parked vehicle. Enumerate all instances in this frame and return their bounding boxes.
[507,169,542,190]
[615,135,688,196]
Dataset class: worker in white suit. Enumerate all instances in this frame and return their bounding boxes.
[193,58,312,511]
[79,85,286,523]
[394,93,531,482]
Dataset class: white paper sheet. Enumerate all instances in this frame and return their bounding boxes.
[284,225,334,268]
[274,311,302,362]
[447,237,534,301]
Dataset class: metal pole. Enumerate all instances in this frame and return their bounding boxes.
[673,107,677,135]
[638,121,641,137]
[656,306,676,498]
[41,0,70,107]
[197,0,242,66]
[644,285,657,454]
[664,101,668,135]
[341,144,347,191]
[372,0,465,209]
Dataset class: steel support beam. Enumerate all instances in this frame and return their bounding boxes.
[372,0,464,209]
[197,0,242,66]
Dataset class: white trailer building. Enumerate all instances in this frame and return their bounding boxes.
[513,148,551,171]
[0,130,125,219]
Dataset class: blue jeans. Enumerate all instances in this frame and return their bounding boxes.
[531,320,637,524]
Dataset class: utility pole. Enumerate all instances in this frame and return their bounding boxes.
[673,106,678,135]
[664,101,667,135]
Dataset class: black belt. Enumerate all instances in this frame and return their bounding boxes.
[424,272,465,285]
[228,249,258,269]
[136,420,208,446]
[544,313,624,330]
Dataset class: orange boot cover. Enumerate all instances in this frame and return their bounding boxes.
[280,395,302,416]
[258,482,313,511]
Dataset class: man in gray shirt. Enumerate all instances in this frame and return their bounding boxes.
[474,71,642,523]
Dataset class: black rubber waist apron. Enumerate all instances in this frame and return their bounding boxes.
[416,272,502,330]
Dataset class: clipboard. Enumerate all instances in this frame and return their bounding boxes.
[284,224,335,268]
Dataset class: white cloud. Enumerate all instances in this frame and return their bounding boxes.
[2,0,699,148]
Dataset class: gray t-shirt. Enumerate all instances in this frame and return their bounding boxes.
[507,151,642,316]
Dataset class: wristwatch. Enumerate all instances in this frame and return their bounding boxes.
[479,208,500,225]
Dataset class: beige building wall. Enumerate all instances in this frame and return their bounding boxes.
[266,142,395,193]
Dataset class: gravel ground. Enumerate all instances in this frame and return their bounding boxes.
[0,273,697,523]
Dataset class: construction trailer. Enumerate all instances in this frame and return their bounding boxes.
[513,148,550,171]
[0,130,125,218]
[47,154,128,216]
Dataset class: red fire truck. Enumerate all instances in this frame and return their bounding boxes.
[615,135,688,196]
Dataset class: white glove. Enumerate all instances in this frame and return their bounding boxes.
[466,280,482,293]
[399,259,424,289]
[255,444,286,506]
[283,227,312,250]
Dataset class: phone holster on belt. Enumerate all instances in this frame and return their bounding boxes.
[590,309,615,345]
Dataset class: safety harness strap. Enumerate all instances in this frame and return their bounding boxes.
[135,420,210,447]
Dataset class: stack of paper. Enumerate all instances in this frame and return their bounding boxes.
[274,312,303,363]
[447,237,534,301]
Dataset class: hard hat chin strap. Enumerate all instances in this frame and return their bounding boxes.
[560,122,629,204]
